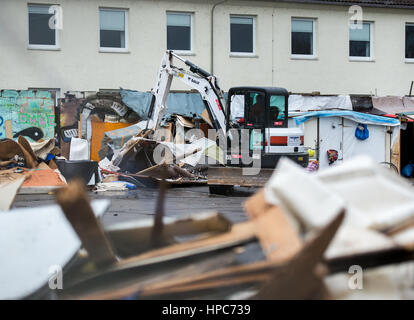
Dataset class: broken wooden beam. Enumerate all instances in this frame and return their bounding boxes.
[55,179,118,267]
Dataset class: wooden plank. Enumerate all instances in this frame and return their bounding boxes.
[116,221,256,270]
[69,250,237,300]
[141,274,269,298]
[391,131,400,174]
[4,120,12,139]
[253,210,344,299]
[138,211,344,300]
[60,221,257,296]
[244,189,272,219]
[106,212,232,257]
[253,206,302,263]
[245,189,303,263]
[176,115,195,128]
[55,180,118,266]
[112,129,152,166]
[0,177,25,211]
[140,260,275,296]
[200,108,213,127]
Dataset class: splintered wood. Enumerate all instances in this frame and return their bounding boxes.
[55,180,117,267]
[54,180,346,300]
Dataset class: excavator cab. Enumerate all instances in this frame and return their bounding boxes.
[208,86,308,194]
[225,87,308,169]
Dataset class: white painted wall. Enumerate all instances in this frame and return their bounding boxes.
[1,0,414,96]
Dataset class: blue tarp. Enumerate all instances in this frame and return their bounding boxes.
[120,90,152,119]
[294,110,400,127]
[120,89,206,122]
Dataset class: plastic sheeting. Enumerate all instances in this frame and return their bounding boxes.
[120,90,152,119]
[160,137,222,167]
[0,200,110,299]
[288,95,352,112]
[120,89,206,122]
[294,110,400,126]
[229,94,353,119]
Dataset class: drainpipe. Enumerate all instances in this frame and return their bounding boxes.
[211,0,227,74]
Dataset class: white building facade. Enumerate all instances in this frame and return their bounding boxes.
[1,0,414,96]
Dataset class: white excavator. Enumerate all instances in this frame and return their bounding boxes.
[147,50,308,194]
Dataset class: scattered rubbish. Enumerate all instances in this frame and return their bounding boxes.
[94,181,129,192]
[4,154,414,300]
[4,60,414,301]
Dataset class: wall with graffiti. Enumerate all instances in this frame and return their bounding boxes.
[0,90,55,142]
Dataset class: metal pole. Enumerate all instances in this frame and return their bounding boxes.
[211,0,227,74]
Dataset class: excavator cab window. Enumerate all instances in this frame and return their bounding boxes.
[268,95,287,127]
[246,92,265,127]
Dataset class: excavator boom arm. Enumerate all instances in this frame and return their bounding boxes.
[150,51,228,140]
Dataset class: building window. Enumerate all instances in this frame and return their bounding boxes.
[230,16,254,54]
[406,24,414,60]
[167,12,192,52]
[28,4,59,49]
[349,22,372,59]
[291,18,315,56]
[99,8,127,51]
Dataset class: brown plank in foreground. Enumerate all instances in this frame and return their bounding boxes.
[55,180,117,267]
[116,221,256,269]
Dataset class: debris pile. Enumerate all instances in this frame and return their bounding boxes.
[57,89,220,187]
[2,156,414,299]
[0,135,65,207]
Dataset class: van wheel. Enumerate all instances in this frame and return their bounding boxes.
[209,185,234,195]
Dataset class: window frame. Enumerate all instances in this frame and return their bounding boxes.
[27,4,60,51]
[229,15,256,57]
[405,22,414,63]
[166,11,194,55]
[349,21,374,62]
[291,17,317,60]
[99,7,129,53]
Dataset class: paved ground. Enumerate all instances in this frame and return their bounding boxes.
[13,185,258,227]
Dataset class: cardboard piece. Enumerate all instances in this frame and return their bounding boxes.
[20,163,66,191]
[0,138,38,168]
[0,177,25,211]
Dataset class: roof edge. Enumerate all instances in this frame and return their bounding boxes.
[272,0,414,10]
